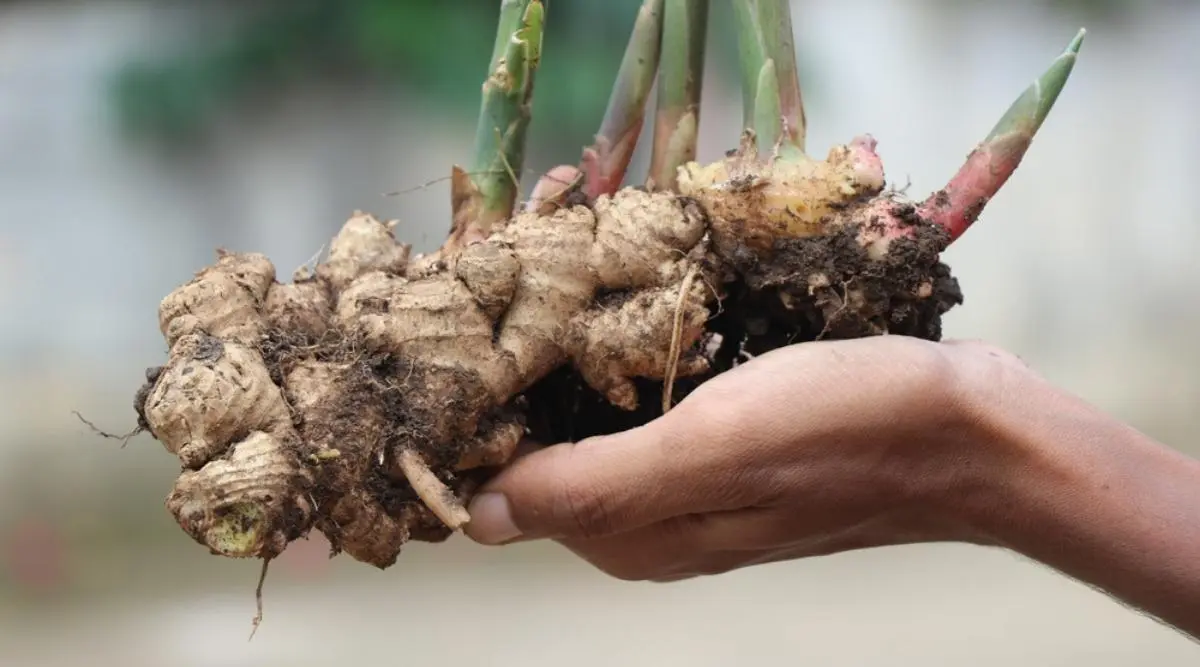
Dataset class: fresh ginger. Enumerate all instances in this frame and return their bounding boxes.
[126,1,1084,575]
[135,136,956,568]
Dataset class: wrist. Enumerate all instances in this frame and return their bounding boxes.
[906,347,1074,547]
[936,350,1197,567]
[950,369,1200,630]
[855,344,1043,548]
[943,375,1075,548]
[864,341,1200,634]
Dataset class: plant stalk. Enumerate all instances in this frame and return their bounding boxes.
[733,0,806,159]
[647,0,709,191]
[579,0,665,201]
[919,29,1085,243]
[448,0,545,249]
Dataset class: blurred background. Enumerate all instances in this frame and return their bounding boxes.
[2,0,1199,664]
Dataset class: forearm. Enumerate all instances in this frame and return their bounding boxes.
[966,382,1200,637]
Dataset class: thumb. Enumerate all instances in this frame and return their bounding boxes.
[463,417,721,545]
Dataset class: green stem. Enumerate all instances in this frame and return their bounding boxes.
[919,29,1085,243]
[580,0,665,201]
[647,0,709,191]
[984,28,1085,142]
[489,0,530,78]
[733,0,806,159]
[450,0,544,247]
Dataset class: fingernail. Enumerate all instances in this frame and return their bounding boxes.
[465,493,523,545]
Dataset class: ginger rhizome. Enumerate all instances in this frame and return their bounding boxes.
[131,0,1084,571]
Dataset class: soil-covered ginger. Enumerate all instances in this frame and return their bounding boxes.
[127,0,1083,575]
[133,135,960,569]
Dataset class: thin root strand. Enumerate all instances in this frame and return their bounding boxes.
[249,557,271,641]
[662,263,700,414]
[74,410,142,447]
[395,449,471,530]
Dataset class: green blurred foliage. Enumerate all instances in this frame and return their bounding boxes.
[108,0,739,147]
[107,0,1136,150]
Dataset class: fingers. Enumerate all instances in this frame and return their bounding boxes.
[646,544,824,583]
[553,507,786,581]
[557,508,911,583]
[463,412,763,545]
[553,506,868,582]
[556,514,720,581]
[462,335,1017,551]
[463,423,688,544]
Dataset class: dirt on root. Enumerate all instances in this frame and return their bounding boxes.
[524,207,963,445]
[723,207,963,351]
[133,323,499,556]
[267,326,503,551]
[131,197,966,563]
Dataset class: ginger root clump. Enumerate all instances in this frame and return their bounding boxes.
[135,141,962,569]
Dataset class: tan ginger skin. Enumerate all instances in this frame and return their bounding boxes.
[136,135,961,569]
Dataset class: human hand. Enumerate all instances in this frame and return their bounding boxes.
[463,335,1032,581]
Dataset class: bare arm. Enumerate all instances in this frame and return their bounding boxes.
[464,336,1200,639]
[960,373,1200,636]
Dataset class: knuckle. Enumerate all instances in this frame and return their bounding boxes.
[660,402,773,506]
[552,443,619,539]
[920,345,960,389]
[562,479,616,539]
[943,338,1028,368]
[894,339,960,399]
[940,338,1034,404]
